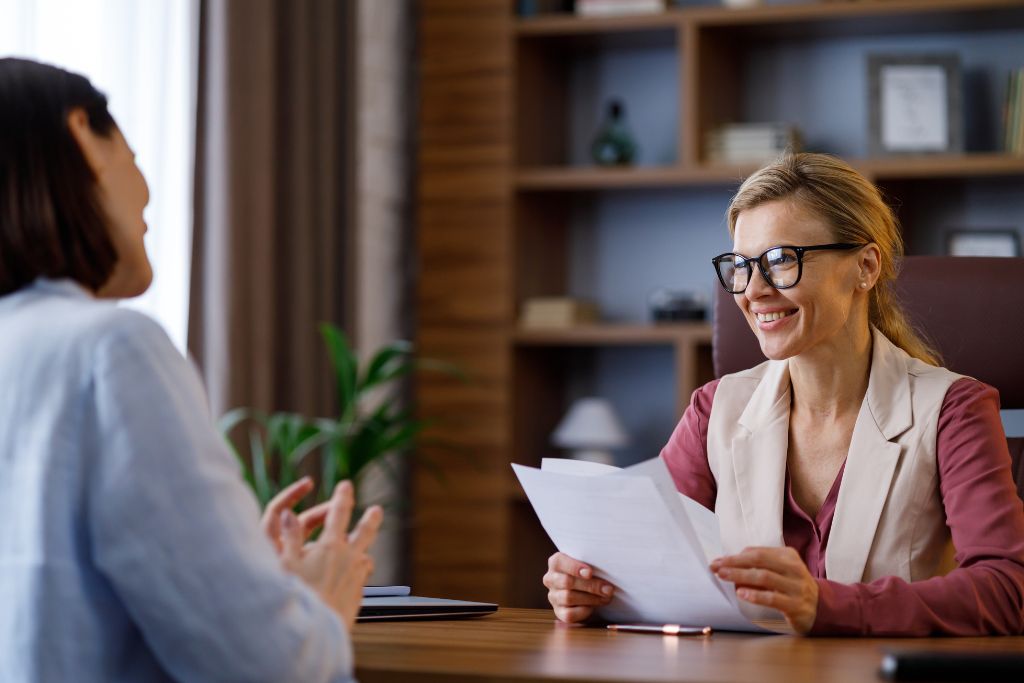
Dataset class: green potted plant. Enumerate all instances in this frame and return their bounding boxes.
[219,322,458,510]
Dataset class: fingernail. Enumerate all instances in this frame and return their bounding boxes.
[579,567,592,579]
[601,585,612,596]
[280,510,297,531]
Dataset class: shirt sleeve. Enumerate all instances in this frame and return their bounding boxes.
[811,378,1024,636]
[660,379,720,511]
[85,311,356,682]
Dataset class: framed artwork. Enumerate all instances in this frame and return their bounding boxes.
[946,229,1021,257]
[868,53,962,156]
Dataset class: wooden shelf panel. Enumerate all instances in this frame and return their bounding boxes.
[516,10,680,49]
[515,155,1024,191]
[517,1,1024,40]
[689,0,1024,38]
[856,153,1024,181]
[515,165,736,190]
[513,323,712,346]
[516,10,682,36]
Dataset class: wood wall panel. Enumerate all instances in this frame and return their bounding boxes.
[413,0,514,605]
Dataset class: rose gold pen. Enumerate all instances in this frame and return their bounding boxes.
[607,624,713,636]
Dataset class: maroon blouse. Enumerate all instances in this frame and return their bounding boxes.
[660,377,1024,636]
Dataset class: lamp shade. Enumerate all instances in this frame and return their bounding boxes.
[551,397,628,450]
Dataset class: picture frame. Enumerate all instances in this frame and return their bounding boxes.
[867,53,962,156]
[946,229,1021,258]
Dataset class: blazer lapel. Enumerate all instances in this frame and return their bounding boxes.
[826,329,913,583]
[730,360,791,550]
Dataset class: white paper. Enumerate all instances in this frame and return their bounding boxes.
[880,64,948,151]
[516,457,789,633]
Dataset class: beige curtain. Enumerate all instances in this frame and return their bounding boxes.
[189,0,413,583]
[189,0,354,419]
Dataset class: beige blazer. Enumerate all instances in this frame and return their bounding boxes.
[707,327,962,584]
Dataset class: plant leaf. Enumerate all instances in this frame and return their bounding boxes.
[320,322,358,420]
[360,341,413,392]
[249,426,271,507]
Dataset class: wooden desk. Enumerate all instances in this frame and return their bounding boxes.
[354,608,1024,683]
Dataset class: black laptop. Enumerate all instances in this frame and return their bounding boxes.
[358,595,498,621]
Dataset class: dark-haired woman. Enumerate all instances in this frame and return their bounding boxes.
[543,153,1024,636]
[0,57,378,681]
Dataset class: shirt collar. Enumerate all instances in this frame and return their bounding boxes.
[30,277,94,300]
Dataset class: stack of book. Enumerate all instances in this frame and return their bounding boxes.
[705,122,802,165]
[575,0,665,17]
[1005,68,1024,156]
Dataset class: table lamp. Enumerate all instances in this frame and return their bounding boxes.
[551,397,628,466]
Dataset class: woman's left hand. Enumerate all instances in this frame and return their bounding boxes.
[710,546,819,634]
[261,476,333,555]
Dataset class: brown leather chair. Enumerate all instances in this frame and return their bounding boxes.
[712,255,1024,502]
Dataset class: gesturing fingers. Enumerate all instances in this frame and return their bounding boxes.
[262,476,315,543]
[279,509,304,570]
[321,480,355,543]
[349,505,384,554]
[297,501,331,539]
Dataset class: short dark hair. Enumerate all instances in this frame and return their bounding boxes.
[0,57,119,296]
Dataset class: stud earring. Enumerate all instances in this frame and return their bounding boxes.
[859,282,868,289]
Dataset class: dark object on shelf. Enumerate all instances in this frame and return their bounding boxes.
[867,53,963,156]
[591,99,638,166]
[946,229,1021,257]
[517,0,539,16]
[878,649,1024,681]
[649,289,706,322]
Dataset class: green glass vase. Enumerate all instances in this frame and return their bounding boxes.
[591,99,638,166]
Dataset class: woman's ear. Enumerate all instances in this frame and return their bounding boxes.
[66,107,110,176]
[858,243,882,289]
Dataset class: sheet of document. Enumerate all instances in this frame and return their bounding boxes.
[514,457,789,633]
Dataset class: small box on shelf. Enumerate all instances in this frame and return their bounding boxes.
[576,0,666,17]
[521,297,600,328]
[705,122,802,165]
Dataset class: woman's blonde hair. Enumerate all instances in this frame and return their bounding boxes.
[726,152,941,366]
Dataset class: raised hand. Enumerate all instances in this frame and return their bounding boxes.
[260,476,332,554]
[279,480,383,631]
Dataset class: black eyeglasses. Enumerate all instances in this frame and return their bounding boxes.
[711,243,865,294]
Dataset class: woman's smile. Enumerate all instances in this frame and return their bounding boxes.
[753,307,799,329]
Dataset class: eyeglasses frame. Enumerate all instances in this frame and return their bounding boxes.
[711,243,866,294]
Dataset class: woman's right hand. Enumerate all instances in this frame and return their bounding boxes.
[279,480,382,632]
[543,552,616,623]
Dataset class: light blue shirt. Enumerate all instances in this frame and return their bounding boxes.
[0,279,355,682]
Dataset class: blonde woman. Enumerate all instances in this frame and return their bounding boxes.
[544,153,1024,636]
